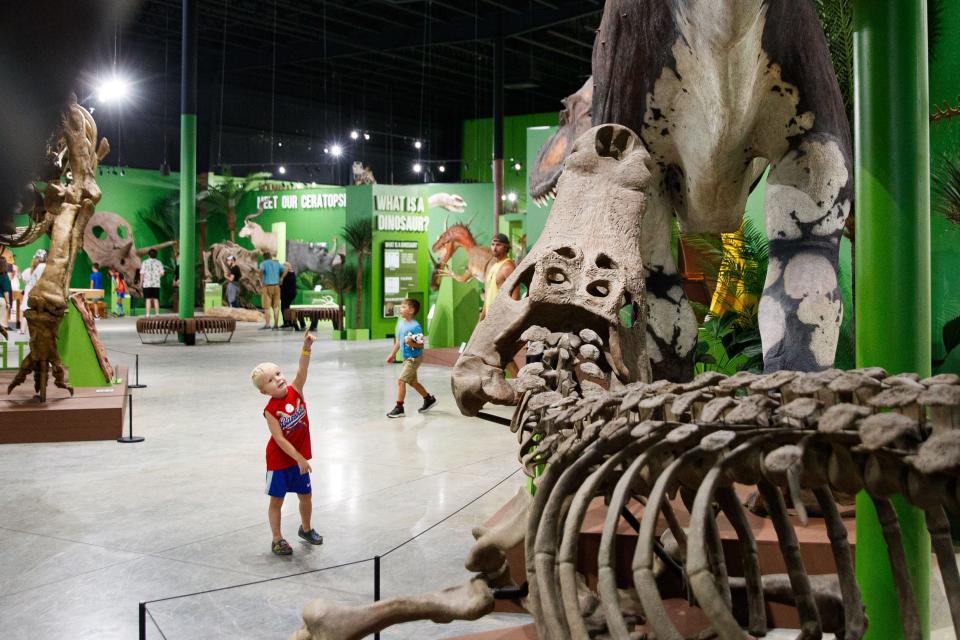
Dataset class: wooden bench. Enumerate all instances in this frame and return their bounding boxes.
[136,315,236,344]
[290,305,343,331]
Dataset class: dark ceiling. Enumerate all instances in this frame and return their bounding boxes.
[87,0,602,184]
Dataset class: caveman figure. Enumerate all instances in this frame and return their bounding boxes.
[529,0,851,380]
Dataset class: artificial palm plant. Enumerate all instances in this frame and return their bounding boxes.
[198,172,271,243]
[342,218,373,328]
[320,262,356,336]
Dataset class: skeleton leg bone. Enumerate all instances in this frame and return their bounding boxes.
[291,579,494,640]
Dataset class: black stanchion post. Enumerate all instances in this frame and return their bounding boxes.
[374,555,381,640]
[139,602,146,640]
[118,393,145,443]
[129,353,146,389]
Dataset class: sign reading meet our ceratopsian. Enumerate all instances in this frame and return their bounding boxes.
[256,190,347,211]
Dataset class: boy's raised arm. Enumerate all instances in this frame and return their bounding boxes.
[292,329,316,392]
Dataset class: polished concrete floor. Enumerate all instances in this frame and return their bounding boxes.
[0,319,530,639]
[0,319,956,639]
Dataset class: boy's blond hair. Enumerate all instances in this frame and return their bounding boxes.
[251,362,280,390]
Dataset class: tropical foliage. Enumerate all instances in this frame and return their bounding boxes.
[320,262,357,334]
[814,0,854,125]
[198,172,271,242]
[685,219,769,374]
[342,218,373,328]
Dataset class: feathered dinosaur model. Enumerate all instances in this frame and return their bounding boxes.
[1,94,109,401]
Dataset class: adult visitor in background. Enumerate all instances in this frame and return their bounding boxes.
[280,262,301,330]
[259,251,284,330]
[8,260,21,330]
[225,255,242,308]
[0,257,11,330]
[139,248,165,317]
[479,233,519,322]
[88,262,103,319]
[20,249,46,335]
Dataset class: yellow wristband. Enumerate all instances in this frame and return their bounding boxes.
[301,349,312,356]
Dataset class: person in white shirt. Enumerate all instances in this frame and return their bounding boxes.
[138,249,165,317]
[20,249,47,335]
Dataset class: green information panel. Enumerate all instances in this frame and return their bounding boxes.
[383,240,419,317]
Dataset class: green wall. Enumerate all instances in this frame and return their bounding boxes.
[10,167,181,308]
[929,0,960,373]
[462,112,558,215]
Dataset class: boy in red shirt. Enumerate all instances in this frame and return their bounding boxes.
[251,330,324,555]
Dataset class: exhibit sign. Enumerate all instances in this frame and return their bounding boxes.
[256,190,347,211]
[376,214,429,232]
[382,240,419,317]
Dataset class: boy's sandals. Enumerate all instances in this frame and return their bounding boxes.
[271,538,293,555]
[298,526,324,545]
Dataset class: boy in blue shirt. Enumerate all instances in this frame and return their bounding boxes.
[385,298,437,418]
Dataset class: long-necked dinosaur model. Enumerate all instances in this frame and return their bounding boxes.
[1,94,110,400]
[526,0,851,385]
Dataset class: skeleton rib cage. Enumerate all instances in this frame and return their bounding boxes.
[514,328,960,640]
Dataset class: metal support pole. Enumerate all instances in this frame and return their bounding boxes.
[139,602,146,640]
[178,0,198,322]
[373,555,381,640]
[129,353,146,389]
[492,34,504,236]
[853,1,930,637]
[118,393,145,443]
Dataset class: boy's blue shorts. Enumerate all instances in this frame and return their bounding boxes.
[265,464,312,497]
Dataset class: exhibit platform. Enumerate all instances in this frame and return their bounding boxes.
[481,485,857,632]
[0,366,128,444]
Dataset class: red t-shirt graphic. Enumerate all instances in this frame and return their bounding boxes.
[264,386,312,470]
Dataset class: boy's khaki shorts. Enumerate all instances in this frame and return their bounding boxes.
[399,356,422,384]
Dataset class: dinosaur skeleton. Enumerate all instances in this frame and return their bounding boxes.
[1,95,109,401]
[294,326,960,639]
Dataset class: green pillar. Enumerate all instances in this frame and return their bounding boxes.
[178,0,197,320]
[853,1,930,638]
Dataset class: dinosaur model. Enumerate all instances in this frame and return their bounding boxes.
[430,221,493,289]
[82,210,178,297]
[1,95,110,400]
[237,208,277,255]
[292,322,960,639]
[525,0,851,384]
[350,161,376,185]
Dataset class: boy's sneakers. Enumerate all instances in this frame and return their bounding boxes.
[271,538,293,556]
[298,526,324,545]
[386,404,405,418]
[419,395,438,413]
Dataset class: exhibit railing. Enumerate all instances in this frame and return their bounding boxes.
[137,467,522,639]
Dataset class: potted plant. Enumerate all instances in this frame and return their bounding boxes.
[342,218,373,340]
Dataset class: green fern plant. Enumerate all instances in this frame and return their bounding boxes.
[814,0,854,126]
[933,154,960,227]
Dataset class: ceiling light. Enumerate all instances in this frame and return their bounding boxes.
[507,192,517,203]
[500,194,506,201]
[278,141,283,147]
[413,163,422,173]
[278,165,287,175]
[98,74,132,103]
[438,165,446,173]
[330,144,342,157]
[413,140,422,150]
[350,130,359,140]
[363,132,370,141]
[323,147,329,154]
[513,162,522,171]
